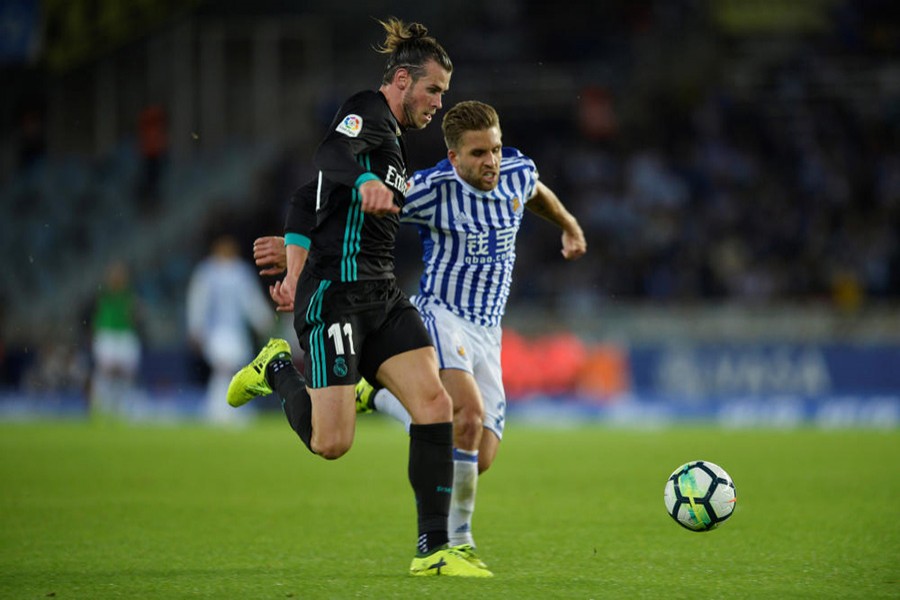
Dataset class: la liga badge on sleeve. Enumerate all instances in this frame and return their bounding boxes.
[336,114,363,137]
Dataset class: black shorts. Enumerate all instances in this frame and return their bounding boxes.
[293,276,433,388]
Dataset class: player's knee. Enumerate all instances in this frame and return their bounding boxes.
[312,434,353,460]
[454,404,485,444]
[454,415,483,445]
[420,387,453,422]
[315,443,351,460]
[436,387,453,411]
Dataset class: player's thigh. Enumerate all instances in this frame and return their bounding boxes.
[418,302,482,417]
[376,347,451,424]
[473,326,506,441]
[358,290,432,384]
[416,299,474,375]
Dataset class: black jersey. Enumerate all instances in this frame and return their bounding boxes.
[284,180,316,248]
[300,90,409,282]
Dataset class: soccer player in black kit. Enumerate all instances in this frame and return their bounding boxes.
[225,18,491,577]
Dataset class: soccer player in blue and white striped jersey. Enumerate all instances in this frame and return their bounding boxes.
[403,143,536,328]
[364,100,587,567]
[253,101,586,570]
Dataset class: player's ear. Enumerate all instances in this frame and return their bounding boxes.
[447,148,458,168]
[394,67,409,90]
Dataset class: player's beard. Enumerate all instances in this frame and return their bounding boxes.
[401,89,427,130]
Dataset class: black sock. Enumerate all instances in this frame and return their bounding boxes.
[267,356,314,454]
[408,422,453,555]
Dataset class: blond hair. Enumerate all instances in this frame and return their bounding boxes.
[441,101,500,150]
[375,17,452,85]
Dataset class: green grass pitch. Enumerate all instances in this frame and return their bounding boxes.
[1,415,897,598]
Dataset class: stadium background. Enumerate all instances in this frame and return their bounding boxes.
[1,0,898,427]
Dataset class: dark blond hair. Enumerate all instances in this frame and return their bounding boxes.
[441,101,500,150]
[376,18,452,85]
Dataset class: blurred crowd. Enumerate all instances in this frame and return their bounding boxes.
[496,1,900,310]
[512,77,899,309]
[1,0,898,399]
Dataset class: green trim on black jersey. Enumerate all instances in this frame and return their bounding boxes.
[341,154,370,282]
[305,280,331,388]
[354,172,380,189]
[285,232,311,249]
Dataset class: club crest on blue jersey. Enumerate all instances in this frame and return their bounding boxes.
[336,114,363,138]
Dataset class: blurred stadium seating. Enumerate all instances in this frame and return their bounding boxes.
[0,0,897,424]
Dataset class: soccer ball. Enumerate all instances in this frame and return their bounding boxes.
[664,460,736,531]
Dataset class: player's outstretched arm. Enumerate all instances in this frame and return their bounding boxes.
[526,181,587,260]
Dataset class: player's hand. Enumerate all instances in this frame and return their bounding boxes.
[254,236,287,276]
[561,226,587,260]
[269,277,296,313]
[358,179,399,217]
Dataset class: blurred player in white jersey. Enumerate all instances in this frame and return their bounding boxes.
[187,234,275,425]
[254,100,586,568]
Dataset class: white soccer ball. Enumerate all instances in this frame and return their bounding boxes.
[664,460,736,531]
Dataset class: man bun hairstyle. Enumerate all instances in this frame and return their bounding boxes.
[441,100,500,151]
[376,17,453,85]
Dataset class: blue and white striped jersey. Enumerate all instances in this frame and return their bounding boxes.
[401,147,538,327]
